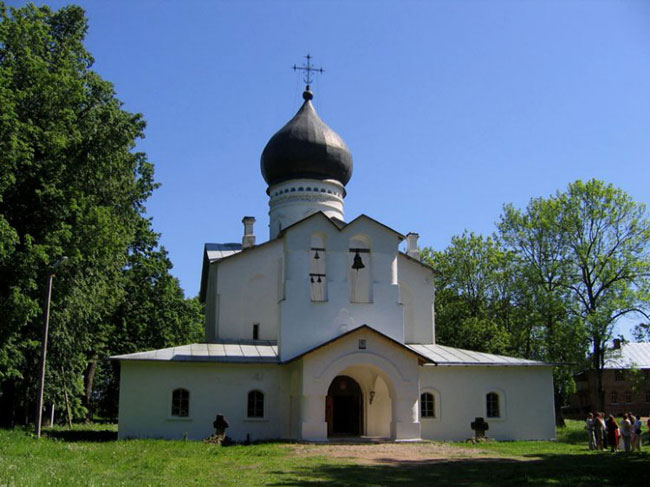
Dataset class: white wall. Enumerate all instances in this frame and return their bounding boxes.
[298,327,421,441]
[268,179,345,239]
[397,254,435,344]
[204,240,283,342]
[419,365,556,441]
[279,215,404,361]
[118,361,292,441]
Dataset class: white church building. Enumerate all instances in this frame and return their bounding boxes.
[113,86,556,442]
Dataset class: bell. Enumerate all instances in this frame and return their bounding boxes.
[314,250,320,260]
[310,276,314,283]
[317,275,322,283]
[351,251,365,271]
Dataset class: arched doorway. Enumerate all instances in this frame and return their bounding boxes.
[326,375,362,437]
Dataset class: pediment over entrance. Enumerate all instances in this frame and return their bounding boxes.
[294,325,425,441]
[281,324,433,365]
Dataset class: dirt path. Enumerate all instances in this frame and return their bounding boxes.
[287,442,506,465]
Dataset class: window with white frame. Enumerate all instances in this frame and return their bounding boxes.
[420,392,435,418]
[486,392,500,418]
[247,390,264,418]
[171,388,189,417]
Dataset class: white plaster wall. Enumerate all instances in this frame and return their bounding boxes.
[205,240,283,341]
[366,375,391,437]
[268,179,345,239]
[280,215,404,362]
[298,328,421,441]
[117,361,292,441]
[397,254,435,344]
[418,365,556,441]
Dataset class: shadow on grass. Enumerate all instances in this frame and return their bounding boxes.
[556,426,588,444]
[44,428,118,442]
[270,451,650,487]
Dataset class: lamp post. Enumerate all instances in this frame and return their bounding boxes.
[35,256,67,438]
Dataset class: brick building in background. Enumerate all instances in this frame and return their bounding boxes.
[569,340,650,417]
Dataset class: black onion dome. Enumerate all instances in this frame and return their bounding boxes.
[261,90,353,186]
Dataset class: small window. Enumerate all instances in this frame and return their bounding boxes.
[486,392,500,418]
[247,390,264,418]
[625,391,632,404]
[171,388,189,417]
[253,323,259,340]
[421,393,435,418]
[615,370,625,381]
[358,339,367,350]
[610,391,618,404]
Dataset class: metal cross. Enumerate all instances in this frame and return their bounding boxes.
[293,54,324,88]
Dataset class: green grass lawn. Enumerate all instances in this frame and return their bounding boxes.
[0,421,648,487]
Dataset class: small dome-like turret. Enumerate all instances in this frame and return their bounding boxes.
[261,90,353,187]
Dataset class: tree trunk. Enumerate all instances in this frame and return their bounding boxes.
[592,338,604,412]
[83,353,98,422]
[60,367,73,429]
[0,380,16,427]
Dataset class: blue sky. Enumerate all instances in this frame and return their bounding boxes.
[12,0,650,336]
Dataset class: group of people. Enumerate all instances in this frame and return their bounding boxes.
[585,412,646,452]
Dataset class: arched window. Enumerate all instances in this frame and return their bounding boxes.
[420,392,435,418]
[171,388,189,417]
[247,390,264,418]
[486,392,500,418]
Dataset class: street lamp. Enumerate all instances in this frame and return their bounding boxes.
[35,256,67,438]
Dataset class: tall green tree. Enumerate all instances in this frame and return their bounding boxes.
[556,180,649,409]
[500,180,650,410]
[91,219,203,420]
[0,3,202,425]
[422,232,513,354]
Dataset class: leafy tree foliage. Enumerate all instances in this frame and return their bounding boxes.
[426,179,650,412]
[0,3,202,425]
[422,233,513,354]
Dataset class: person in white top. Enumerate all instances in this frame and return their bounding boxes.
[585,413,596,450]
[621,413,632,452]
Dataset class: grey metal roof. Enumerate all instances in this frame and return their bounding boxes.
[407,343,549,367]
[111,340,278,364]
[261,90,353,187]
[205,242,242,262]
[604,343,650,369]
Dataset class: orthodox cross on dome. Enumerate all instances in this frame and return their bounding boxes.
[293,54,324,91]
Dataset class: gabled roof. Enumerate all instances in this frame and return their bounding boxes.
[408,343,550,367]
[398,251,439,275]
[199,212,407,301]
[111,340,279,364]
[199,238,280,301]
[282,324,433,364]
[604,342,650,369]
[278,211,405,240]
[342,214,405,239]
[205,242,242,261]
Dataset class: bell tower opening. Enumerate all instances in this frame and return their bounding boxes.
[326,375,363,437]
